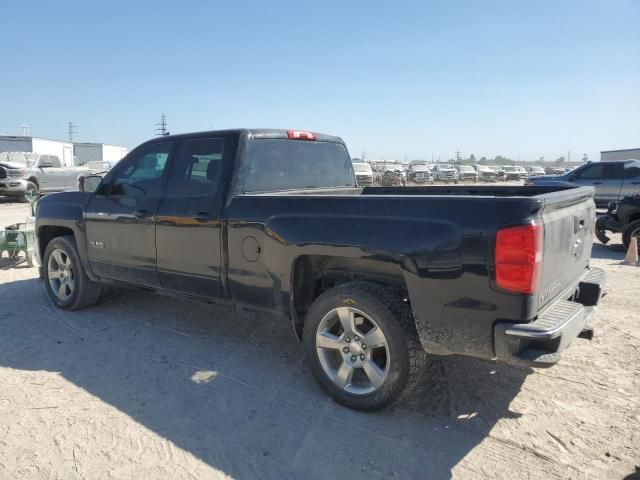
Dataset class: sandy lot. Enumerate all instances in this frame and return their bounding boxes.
[0,201,638,479]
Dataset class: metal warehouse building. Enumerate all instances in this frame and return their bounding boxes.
[601,148,640,161]
[0,136,74,167]
[73,143,128,164]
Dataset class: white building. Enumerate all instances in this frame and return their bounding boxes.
[601,148,640,161]
[0,136,74,167]
[73,143,128,164]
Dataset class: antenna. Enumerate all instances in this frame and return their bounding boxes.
[155,114,168,136]
[68,122,77,142]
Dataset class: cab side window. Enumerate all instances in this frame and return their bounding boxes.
[167,138,225,196]
[573,164,622,179]
[624,162,640,179]
[105,142,172,197]
[49,156,62,168]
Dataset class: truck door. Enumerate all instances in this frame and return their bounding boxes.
[84,141,174,288]
[38,155,67,191]
[621,161,640,198]
[155,135,234,299]
[570,163,622,206]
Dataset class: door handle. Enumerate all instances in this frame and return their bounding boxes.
[192,212,217,222]
[133,209,153,219]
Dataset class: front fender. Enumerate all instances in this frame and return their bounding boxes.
[36,192,97,280]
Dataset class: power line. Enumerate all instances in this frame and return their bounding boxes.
[68,122,77,142]
[155,114,168,136]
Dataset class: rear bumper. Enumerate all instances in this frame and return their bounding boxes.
[494,267,606,368]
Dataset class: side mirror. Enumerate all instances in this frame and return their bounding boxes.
[79,175,103,193]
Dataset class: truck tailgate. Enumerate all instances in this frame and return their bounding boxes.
[537,188,595,311]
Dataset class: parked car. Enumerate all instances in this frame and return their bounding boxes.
[475,165,498,182]
[407,164,434,184]
[432,164,459,183]
[525,166,546,177]
[36,128,605,411]
[0,151,91,201]
[456,165,478,182]
[352,162,374,186]
[526,160,640,207]
[595,194,640,251]
[545,166,566,175]
[503,165,527,181]
[492,165,506,181]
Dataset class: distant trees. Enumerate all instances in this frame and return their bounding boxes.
[554,156,566,166]
[469,154,476,163]
[493,155,512,164]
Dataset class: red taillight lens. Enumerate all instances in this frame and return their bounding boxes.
[495,224,543,294]
[287,130,317,141]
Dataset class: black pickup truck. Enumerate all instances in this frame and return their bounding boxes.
[35,129,605,411]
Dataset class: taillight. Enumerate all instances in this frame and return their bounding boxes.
[287,130,317,141]
[495,223,543,294]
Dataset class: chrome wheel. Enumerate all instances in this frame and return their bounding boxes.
[48,249,75,301]
[315,306,390,395]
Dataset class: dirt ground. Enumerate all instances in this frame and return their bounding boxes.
[0,201,638,479]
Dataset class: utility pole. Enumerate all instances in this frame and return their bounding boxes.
[361,151,366,162]
[68,122,76,143]
[567,150,571,162]
[155,114,168,136]
[455,151,461,164]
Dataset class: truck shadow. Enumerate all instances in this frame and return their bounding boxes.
[591,241,626,261]
[0,276,531,479]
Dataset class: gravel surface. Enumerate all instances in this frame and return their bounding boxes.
[0,200,638,479]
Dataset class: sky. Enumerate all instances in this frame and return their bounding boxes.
[1,0,638,162]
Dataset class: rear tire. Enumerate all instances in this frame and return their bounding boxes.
[303,281,426,411]
[622,220,640,252]
[43,235,102,310]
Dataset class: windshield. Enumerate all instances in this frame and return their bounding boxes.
[410,164,430,171]
[439,164,455,170]
[458,166,474,172]
[243,139,355,192]
[504,166,517,172]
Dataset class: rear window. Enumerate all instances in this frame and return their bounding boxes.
[243,139,355,193]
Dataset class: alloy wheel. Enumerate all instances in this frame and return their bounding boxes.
[315,306,390,395]
[48,249,75,301]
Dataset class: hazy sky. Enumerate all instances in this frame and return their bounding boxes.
[2,0,638,161]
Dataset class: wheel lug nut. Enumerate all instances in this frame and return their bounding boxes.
[360,354,365,361]
[345,337,351,343]
[361,344,366,350]
[351,355,357,363]
[343,347,349,353]
[354,335,359,341]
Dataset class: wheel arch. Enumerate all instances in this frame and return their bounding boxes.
[290,254,408,341]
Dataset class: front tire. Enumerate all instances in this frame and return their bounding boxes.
[43,235,102,310]
[303,282,426,411]
[22,181,39,203]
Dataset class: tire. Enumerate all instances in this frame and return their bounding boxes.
[622,220,640,252]
[22,181,38,203]
[43,235,102,310]
[303,281,426,411]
